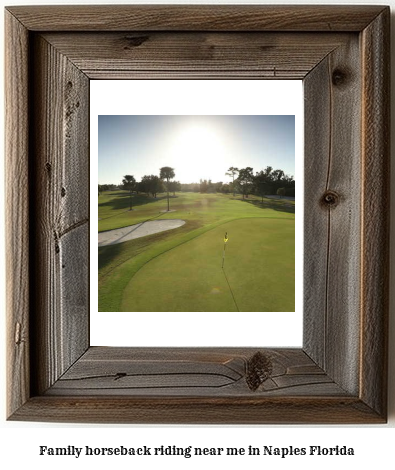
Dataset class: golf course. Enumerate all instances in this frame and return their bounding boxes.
[98,191,295,312]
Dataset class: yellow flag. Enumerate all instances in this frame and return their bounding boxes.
[224,232,228,243]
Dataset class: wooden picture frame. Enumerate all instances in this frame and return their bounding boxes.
[5,5,389,424]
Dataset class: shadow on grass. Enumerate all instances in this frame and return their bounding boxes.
[98,242,123,272]
[239,197,295,214]
[99,192,168,213]
[98,218,202,284]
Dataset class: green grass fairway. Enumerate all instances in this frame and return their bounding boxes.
[98,191,295,312]
[121,218,294,312]
[98,191,294,232]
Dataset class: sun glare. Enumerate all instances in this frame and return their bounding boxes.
[168,123,228,183]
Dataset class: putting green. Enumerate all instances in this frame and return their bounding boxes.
[121,218,294,312]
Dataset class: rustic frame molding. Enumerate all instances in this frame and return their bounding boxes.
[5,5,389,423]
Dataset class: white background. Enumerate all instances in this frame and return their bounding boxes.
[91,79,304,347]
[1,1,394,469]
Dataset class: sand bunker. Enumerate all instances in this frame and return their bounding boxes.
[98,219,186,247]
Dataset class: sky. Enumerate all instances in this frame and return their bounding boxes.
[98,115,295,185]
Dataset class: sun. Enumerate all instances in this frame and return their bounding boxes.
[167,123,229,183]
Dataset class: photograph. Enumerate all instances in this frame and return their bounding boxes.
[98,115,295,313]
[2,0,392,444]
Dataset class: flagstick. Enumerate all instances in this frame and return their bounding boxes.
[222,232,228,269]
[221,232,239,311]
[222,242,227,269]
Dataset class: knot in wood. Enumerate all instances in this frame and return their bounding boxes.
[332,68,348,87]
[246,351,273,391]
[321,190,340,208]
[114,372,127,381]
[15,322,22,345]
[123,35,149,48]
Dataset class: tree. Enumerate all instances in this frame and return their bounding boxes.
[225,167,239,196]
[160,166,175,211]
[180,182,199,192]
[285,186,295,197]
[214,181,223,193]
[253,171,270,203]
[140,175,164,198]
[221,183,230,194]
[207,179,215,193]
[252,166,294,198]
[281,174,295,197]
[122,174,136,210]
[272,169,285,182]
[98,183,118,192]
[199,179,208,193]
[168,180,181,196]
[237,167,254,199]
[277,187,286,198]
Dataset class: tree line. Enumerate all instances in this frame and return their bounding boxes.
[229,166,295,199]
[99,166,179,211]
[181,166,294,198]
[98,164,295,207]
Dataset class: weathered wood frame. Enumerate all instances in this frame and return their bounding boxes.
[5,5,389,423]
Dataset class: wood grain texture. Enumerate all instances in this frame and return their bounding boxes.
[360,8,390,417]
[325,38,362,394]
[303,56,331,369]
[9,396,384,424]
[46,347,345,397]
[5,5,386,32]
[5,5,389,424]
[5,10,30,418]
[30,34,90,395]
[42,32,349,80]
[59,225,90,368]
[304,36,362,395]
